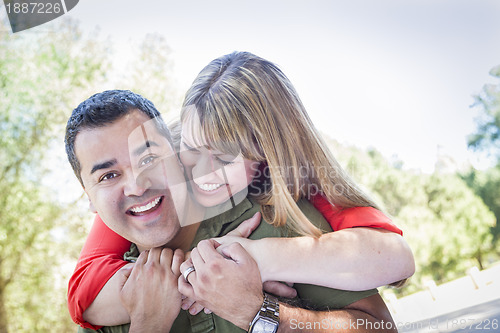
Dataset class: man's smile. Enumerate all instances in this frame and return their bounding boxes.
[127,195,163,216]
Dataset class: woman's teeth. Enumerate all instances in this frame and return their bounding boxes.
[197,183,223,191]
[130,196,161,214]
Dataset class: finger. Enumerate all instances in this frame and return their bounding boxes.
[147,247,162,264]
[159,247,173,268]
[190,247,205,271]
[196,239,224,262]
[188,302,205,315]
[178,274,195,299]
[226,212,261,238]
[118,263,134,280]
[171,249,184,276]
[263,281,297,298]
[219,242,252,264]
[135,250,149,265]
[181,297,196,311]
[117,263,134,288]
[204,308,212,314]
[180,258,194,274]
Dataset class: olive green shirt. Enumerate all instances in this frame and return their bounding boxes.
[79,197,377,333]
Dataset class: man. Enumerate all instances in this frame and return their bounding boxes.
[66,90,397,332]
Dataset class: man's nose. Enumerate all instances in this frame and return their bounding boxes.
[123,170,151,197]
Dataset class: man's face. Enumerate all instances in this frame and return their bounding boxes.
[75,110,187,250]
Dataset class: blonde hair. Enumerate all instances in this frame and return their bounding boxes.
[181,51,379,237]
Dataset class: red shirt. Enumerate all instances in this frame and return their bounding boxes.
[68,195,401,329]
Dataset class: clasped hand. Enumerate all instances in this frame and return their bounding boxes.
[119,212,297,331]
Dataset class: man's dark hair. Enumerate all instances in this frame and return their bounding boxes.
[65,90,171,187]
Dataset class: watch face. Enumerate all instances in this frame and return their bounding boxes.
[254,318,278,333]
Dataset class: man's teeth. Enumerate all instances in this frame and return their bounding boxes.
[197,183,223,191]
[130,197,161,213]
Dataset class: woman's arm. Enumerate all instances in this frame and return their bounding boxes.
[216,199,415,291]
[67,215,131,329]
[246,227,414,290]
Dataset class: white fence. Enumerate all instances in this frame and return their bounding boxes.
[382,263,500,325]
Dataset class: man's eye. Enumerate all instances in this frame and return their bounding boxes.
[99,172,118,182]
[140,155,157,166]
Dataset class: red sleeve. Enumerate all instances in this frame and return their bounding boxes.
[67,215,131,329]
[310,194,403,235]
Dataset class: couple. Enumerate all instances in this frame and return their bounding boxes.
[66,52,414,332]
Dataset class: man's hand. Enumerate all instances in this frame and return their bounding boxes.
[120,247,184,333]
[180,212,274,316]
[178,239,264,330]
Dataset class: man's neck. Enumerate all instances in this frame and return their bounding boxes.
[137,197,204,253]
[165,222,200,251]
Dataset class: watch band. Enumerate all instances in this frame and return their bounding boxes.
[248,293,280,332]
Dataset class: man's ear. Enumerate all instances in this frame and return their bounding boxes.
[88,198,97,213]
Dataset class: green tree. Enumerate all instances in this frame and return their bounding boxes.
[327,139,496,295]
[462,167,500,246]
[468,65,500,161]
[464,64,500,247]
[1,17,180,331]
[0,19,106,332]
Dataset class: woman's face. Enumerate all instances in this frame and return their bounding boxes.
[179,117,259,208]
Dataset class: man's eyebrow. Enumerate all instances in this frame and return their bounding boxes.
[133,140,159,156]
[90,159,117,175]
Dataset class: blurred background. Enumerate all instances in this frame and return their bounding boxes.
[1,0,499,331]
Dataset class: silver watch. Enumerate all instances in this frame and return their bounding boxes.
[248,293,279,333]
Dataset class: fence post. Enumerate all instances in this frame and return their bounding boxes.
[467,266,482,289]
[424,280,438,301]
[384,291,400,315]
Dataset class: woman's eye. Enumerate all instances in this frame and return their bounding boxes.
[140,155,157,166]
[216,157,234,166]
[182,142,199,153]
[99,172,118,182]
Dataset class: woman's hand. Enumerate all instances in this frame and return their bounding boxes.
[212,211,260,256]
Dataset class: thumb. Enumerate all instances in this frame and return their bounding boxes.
[220,242,252,264]
[226,212,261,238]
[118,263,134,288]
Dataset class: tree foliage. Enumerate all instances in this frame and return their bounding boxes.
[463,64,500,247]
[0,19,107,332]
[0,18,179,332]
[468,65,500,161]
[461,167,500,245]
[327,139,497,295]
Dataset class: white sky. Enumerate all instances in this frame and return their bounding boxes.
[24,0,500,172]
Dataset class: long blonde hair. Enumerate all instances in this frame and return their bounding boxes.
[181,51,379,237]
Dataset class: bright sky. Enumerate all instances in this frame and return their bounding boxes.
[58,0,500,172]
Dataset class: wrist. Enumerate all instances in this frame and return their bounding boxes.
[250,238,272,282]
[234,292,264,330]
[129,316,173,333]
[248,293,280,333]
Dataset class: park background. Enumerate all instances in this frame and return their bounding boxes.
[1,0,500,331]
